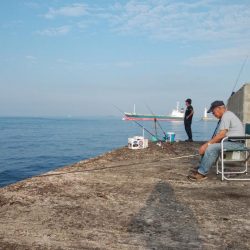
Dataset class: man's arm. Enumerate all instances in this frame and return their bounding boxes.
[186,107,194,120]
[186,110,194,119]
[209,129,227,144]
[199,129,227,155]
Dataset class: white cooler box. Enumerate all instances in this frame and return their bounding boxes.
[128,136,148,149]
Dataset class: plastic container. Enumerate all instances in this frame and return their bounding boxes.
[151,136,158,142]
[167,132,175,143]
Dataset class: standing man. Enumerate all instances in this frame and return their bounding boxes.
[184,98,194,142]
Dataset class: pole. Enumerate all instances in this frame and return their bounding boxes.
[231,55,249,96]
[146,104,167,139]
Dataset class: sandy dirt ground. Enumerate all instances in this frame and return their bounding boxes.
[0,141,249,250]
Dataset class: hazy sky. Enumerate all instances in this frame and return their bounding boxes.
[0,0,250,117]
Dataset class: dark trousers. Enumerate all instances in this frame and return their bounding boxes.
[184,120,192,140]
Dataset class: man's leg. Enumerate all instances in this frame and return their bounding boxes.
[187,122,192,140]
[198,142,245,176]
[197,143,220,175]
[185,121,192,140]
[184,122,188,138]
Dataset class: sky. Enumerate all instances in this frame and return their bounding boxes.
[0,0,250,117]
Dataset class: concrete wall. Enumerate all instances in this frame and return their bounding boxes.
[227,83,250,124]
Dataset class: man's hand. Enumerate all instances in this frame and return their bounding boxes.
[199,143,208,155]
[198,129,227,155]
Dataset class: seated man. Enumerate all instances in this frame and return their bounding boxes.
[188,100,245,181]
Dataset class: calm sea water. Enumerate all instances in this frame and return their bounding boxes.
[0,117,217,187]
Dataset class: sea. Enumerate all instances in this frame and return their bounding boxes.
[0,117,217,188]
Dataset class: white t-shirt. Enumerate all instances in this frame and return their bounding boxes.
[218,111,244,137]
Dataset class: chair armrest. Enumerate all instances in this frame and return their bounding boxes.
[221,136,250,155]
[228,136,250,140]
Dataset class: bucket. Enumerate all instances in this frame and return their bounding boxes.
[167,132,175,143]
[151,136,158,142]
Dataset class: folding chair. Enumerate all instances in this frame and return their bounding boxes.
[216,123,250,181]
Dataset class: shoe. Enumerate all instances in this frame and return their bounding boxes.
[185,139,193,142]
[188,172,207,181]
[189,166,199,173]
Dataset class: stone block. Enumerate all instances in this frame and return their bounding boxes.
[227,83,250,124]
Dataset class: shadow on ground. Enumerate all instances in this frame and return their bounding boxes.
[127,181,203,249]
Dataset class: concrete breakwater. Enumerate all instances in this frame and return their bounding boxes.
[0,141,249,249]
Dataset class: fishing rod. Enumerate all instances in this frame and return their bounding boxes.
[230,54,249,96]
[212,54,248,139]
[144,104,180,154]
[145,104,168,140]
[113,104,158,139]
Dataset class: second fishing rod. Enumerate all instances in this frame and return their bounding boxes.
[113,104,165,142]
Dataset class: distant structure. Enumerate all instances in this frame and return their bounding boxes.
[227,83,250,124]
[201,107,217,121]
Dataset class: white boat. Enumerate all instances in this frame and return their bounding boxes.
[169,102,185,119]
[123,102,184,121]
